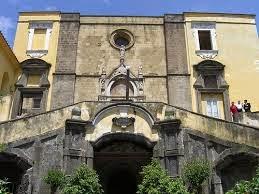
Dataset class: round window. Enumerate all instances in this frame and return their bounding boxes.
[110,29,134,50]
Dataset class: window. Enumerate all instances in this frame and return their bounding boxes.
[204,75,217,88]
[206,99,219,118]
[26,23,53,58]
[27,74,41,87]
[114,36,130,47]
[110,79,133,97]
[32,29,47,50]
[192,23,218,59]
[198,30,212,50]
[110,29,134,50]
[19,93,42,115]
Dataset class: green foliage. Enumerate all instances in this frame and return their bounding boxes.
[62,164,103,194]
[0,144,6,153]
[0,179,10,194]
[43,169,65,192]
[182,158,211,193]
[137,160,189,194]
[226,167,259,194]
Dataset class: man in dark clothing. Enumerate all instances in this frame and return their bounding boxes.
[230,102,239,122]
[243,100,251,112]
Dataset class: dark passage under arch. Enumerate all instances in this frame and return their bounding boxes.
[0,152,31,194]
[93,134,154,194]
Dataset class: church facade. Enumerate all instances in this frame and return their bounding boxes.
[0,11,259,194]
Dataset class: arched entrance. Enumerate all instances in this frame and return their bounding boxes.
[0,152,32,193]
[215,151,259,193]
[93,133,155,194]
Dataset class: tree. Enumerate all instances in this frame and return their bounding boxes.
[43,169,65,194]
[62,164,103,194]
[137,160,189,194]
[182,158,211,194]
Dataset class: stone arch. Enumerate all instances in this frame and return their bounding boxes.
[92,132,156,150]
[107,76,136,97]
[93,103,155,126]
[1,72,9,92]
[214,149,259,193]
[92,132,155,194]
[0,150,32,194]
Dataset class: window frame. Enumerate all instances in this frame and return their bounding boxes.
[191,22,218,59]
[26,22,53,58]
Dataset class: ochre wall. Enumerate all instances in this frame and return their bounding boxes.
[0,35,20,121]
[75,16,168,103]
[13,12,61,111]
[185,13,259,112]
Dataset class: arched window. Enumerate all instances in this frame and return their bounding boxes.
[0,72,9,92]
[110,79,134,97]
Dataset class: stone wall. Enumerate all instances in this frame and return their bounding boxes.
[75,17,167,102]
[164,15,192,110]
[51,13,80,109]
[240,112,259,128]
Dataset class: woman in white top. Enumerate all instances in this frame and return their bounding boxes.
[236,100,243,112]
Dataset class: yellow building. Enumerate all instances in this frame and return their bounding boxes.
[12,11,61,112]
[184,12,259,120]
[0,32,20,121]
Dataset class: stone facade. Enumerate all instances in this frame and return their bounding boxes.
[1,12,259,194]
[0,102,259,194]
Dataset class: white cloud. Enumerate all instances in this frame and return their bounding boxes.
[45,6,58,11]
[0,16,15,37]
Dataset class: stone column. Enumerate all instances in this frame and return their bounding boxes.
[154,119,182,177]
[51,13,80,109]
[63,107,93,174]
[164,14,192,110]
[212,171,224,194]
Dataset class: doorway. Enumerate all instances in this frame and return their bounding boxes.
[94,139,153,194]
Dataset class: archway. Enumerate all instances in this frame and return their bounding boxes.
[93,133,155,194]
[215,151,259,193]
[0,152,32,193]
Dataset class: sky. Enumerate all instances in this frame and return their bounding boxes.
[0,0,259,46]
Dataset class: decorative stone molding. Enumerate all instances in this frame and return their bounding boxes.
[193,60,231,121]
[191,22,216,29]
[11,59,51,118]
[195,50,218,60]
[110,29,135,50]
[29,23,53,29]
[192,22,218,59]
[26,50,48,58]
[26,22,53,58]
[99,64,145,101]
[112,117,135,128]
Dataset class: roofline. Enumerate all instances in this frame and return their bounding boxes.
[80,14,163,18]
[17,11,256,18]
[19,11,61,14]
[0,31,20,69]
[183,11,256,18]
